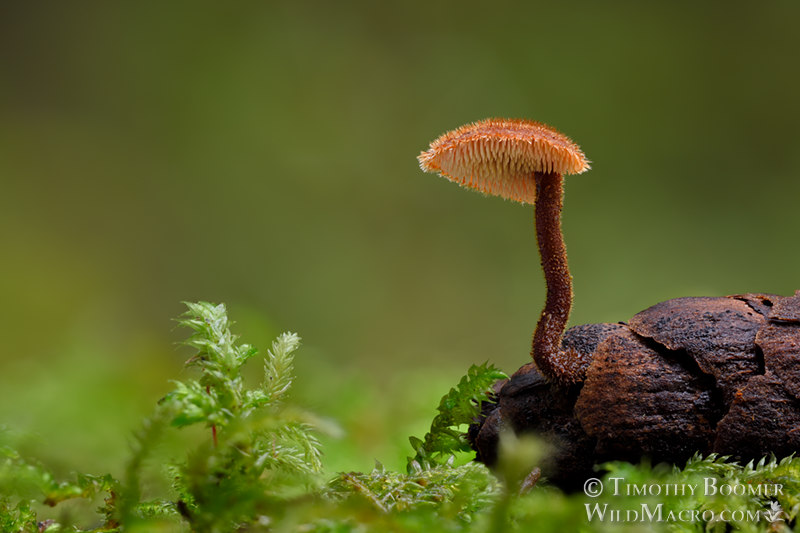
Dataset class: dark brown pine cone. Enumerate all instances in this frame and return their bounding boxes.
[469,291,800,491]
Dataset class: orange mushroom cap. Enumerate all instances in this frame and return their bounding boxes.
[417,118,590,204]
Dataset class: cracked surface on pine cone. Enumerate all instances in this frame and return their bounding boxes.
[469,292,800,491]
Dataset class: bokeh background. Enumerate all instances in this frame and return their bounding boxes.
[1,1,799,480]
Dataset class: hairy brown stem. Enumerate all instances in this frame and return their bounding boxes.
[531,172,581,383]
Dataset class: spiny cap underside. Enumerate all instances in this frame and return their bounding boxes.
[417,118,590,204]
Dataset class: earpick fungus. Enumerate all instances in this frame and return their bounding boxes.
[419,119,800,491]
[418,118,590,384]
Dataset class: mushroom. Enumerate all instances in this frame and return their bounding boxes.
[418,118,590,384]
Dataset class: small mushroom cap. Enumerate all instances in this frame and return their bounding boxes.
[418,118,590,204]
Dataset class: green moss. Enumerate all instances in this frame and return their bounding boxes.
[2,302,798,532]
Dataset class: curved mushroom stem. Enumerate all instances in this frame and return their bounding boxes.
[531,172,582,384]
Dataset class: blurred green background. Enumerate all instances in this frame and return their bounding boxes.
[1,1,798,480]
